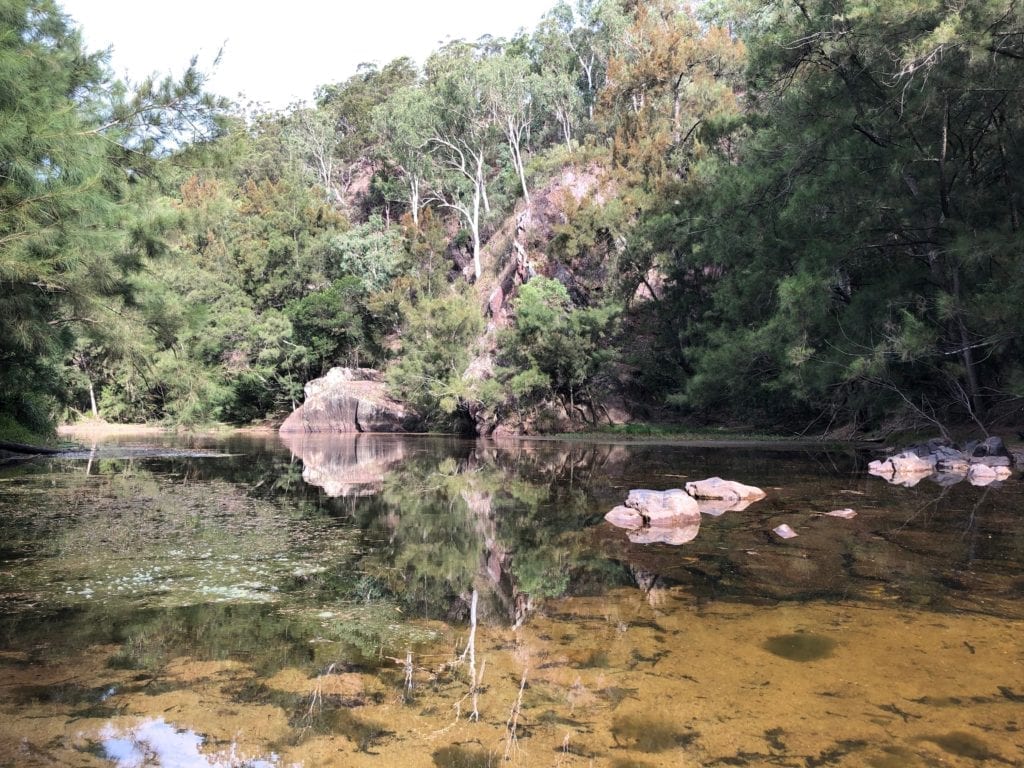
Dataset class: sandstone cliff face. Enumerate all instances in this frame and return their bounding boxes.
[278,367,417,434]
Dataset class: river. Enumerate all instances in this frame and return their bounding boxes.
[0,433,1021,767]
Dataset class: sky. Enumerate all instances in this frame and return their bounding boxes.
[59,0,558,110]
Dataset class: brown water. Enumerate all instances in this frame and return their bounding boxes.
[0,434,1022,767]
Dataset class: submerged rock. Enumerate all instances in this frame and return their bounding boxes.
[605,505,644,529]
[773,524,798,539]
[826,509,857,519]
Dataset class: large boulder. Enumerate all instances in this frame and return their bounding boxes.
[684,477,766,502]
[624,488,700,523]
[868,451,936,478]
[279,367,417,434]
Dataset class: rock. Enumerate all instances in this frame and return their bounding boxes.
[624,488,700,523]
[971,436,1009,459]
[279,367,417,434]
[773,524,798,539]
[684,477,766,502]
[910,438,952,458]
[826,509,857,519]
[930,445,970,473]
[969,455,1011,468]
[605,505,644,530]
[967,464,1012,486]
[868,451,936,478]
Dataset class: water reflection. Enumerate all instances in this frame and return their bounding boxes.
[1,434,1023,766]
[280,433,407,497]
[101,718,280,767]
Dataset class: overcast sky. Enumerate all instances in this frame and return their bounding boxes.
[59,1,557,110]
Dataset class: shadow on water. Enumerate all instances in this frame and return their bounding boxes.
[762,632,838,662]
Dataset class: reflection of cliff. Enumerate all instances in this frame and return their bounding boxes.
[279,434,407,497]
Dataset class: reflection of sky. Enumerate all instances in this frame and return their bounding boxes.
[101,718,284,767]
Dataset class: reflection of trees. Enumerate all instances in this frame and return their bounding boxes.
[343,443,621,627]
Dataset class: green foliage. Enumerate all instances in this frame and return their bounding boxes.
[386,286,485,428]
[286,276,367,373]
[499,277,620,419]
[628,0,1024,431]
[0,0,226,432]
[7,0,1020,437]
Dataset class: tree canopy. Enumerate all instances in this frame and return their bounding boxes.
[3,0,1023,439]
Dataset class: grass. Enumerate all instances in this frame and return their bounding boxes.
[552,422,801,442]
[0,414,56,448]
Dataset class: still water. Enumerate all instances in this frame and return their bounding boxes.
[0,433,1021,767]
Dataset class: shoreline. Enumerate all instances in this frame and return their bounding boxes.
[55,421,866,451]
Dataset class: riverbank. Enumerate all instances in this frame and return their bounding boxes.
[57,421,280,439]
[45,419,1024,456]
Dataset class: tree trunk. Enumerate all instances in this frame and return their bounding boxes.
[472,160,483,280]
[507,123,530,206]
[89,380,98,419]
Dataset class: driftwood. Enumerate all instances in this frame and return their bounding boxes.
[0,440,60,461]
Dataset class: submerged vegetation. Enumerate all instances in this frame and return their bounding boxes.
[2,0,1024,438]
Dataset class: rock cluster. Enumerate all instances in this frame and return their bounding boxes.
[868,436,1015,487]
[604,478,766,546]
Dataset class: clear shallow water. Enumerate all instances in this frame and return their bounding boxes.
[0,433,1022,767]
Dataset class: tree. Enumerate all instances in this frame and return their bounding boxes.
[0,0,225,435]
[654,0,1024,430]
[421,42,500,280]
[535,0,628,122]
[372,86,435,226]
[482,53,538,205]
[500,277,620,417]
[386,286,486,428]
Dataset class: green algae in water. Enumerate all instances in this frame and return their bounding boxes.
[762,632,837,661]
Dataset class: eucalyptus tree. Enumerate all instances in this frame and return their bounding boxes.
[421,41,501,280]
[534,0,628,122]
[482,53,538,206]
[309,58,419,211]
[372,85,435,226]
